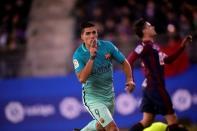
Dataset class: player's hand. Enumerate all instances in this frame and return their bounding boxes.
[181,35,192,47]
[125,80,135,93]
[89,39,97,57]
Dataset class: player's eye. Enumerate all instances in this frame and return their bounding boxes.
[85,32,91,35]
[85,31,97,35]
[92,31,96,34]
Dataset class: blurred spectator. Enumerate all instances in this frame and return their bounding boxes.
[179,14,192,38]
[116,16,133,54]
[0,0,32,78]
[103,17,117,41]
[193,9,197,32]
[0,28,8,50]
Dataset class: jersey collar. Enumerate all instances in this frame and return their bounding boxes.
[82,43,87,52]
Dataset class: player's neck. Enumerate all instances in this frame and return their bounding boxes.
[142,36,154,43]
[84,43,90,49]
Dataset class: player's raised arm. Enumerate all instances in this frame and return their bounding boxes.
[76,58,94,83]
[76,40,97,83]
[164,35,192,64]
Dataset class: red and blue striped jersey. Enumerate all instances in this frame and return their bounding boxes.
[127,40,185,89]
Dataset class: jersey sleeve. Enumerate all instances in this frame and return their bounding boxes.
[153,44,168,65]
[108,41,125,63]
[127,45,143,66]
[72,52,85,73]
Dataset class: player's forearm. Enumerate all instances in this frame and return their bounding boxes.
[78,59,94,83]
[122,59,134,82]
[164,35,192,64]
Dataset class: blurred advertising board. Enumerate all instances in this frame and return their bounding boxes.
[0,65,197,131]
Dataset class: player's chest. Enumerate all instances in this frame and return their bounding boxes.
[142,48,160,63]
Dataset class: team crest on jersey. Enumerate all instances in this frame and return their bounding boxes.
[105,53,111,59]
[73,59,79,69]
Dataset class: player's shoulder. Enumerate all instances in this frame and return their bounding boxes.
[73,44,84,58]
[98,40,117,51]
[98,39,114,46]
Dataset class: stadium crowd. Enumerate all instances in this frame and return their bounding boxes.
[0,0,32,77]
[0,0,197,78]
[74,0,197,42]
[73,0,197,76]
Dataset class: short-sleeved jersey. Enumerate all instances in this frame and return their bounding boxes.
[128,41,167,88]
[73,40,125,102]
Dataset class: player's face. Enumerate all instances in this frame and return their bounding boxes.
[143,22,156,37]
[81,26,98,47]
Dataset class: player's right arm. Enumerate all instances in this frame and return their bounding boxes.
[76,58,94,83]
[73,41,97,83]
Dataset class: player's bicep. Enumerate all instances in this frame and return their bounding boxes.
[127,45,143,65]
[127,51,139,66]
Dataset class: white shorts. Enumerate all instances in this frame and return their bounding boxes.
[83,100,115,127]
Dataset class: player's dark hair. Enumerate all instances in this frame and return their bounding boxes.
[80,21,95,34]
[134,18,146,38]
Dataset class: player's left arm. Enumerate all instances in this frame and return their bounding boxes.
[108,41,135,93]
[121,59,135,93]
[164,35,192,64]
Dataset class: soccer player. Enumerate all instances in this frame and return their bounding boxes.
[127,19,192,131]
[73,21,135,131]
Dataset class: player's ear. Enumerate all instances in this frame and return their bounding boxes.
[81,33,84,40]
[142,29,146,35]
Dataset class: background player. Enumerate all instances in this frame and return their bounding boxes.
[127,18,192,131]
[73,21,135,131]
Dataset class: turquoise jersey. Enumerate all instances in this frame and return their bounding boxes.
[73,40,125,103]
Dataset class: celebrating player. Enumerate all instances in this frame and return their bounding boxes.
[73,21,135,131]
[127,18,192,131]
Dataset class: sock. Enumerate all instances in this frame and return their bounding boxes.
[129,122,144,131]
[81,120,97,131]
[166,124,188,131]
